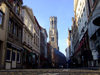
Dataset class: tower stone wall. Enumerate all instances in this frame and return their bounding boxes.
[49,16,59,50]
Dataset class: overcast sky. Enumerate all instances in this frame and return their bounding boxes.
[23,0,74,56]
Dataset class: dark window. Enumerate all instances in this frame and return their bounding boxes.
[83,8,85,12]
[54,20,56,25]
[15,25,18,36]
[8,18,14,33]
[51,21,53,28]
[12,51,15,61]
[32,55,35,64]
[17,52,20,63]
[52,20,53,25]
[51,37,54,41]
[6,50,11,61]
[0,11,4,27]
[34,34,35,44]
[93,0,96,3]
[13,23,18,36]
[13,23,16,34]
[15,4,20,15]
[18,28,22,41]
[8,18,12,32]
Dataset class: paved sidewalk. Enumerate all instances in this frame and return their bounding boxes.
[0,69,100,75]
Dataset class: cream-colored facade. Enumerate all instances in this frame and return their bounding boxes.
[22,6,40,54]
[74,0,88,42]
[66,29,72,60]
[23,26,33,49]
[0,0,23,69]
[70,0,100,67]
[22,7,34,51]
[22,6,40,68]
[0,2,9,69]
[71,17,79,54]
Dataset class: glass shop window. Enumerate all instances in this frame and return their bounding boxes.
[6,49,11,61]
[12,51,16,61]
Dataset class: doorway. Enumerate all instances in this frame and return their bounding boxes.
[12,50,17,68]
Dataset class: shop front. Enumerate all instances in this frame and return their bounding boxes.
[5,42,23,69]
[74,31,93,67]
[22,47,39,69]
[40,54,48,68]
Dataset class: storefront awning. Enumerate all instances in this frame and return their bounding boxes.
[23,46,32,52]
[7,42,23,51]
[74,37,85,56]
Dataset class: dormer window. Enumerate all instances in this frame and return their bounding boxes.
[8,0,20,15]
[15,4,20,15]
[13,0,20,15]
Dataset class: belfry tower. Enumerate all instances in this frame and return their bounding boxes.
[49,16,59,50]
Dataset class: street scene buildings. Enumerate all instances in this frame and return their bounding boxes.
[0,0,23,69]
[66,0,100,68]
[0,0,100,70]
[0,0,66,69]
[21,6,41,68]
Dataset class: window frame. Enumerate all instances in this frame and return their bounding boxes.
[51,37,54,41]
[0,10,4,28]
[8,18,12,32]
[17,52,21,63]
[12,51,16,61]
[6,48,12,62]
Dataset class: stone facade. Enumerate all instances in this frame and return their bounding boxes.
[40,27,48,68]
[0,0,48,69]
[0,0,23,69]
[67,0,100,68]
[0,2,9,69]
[87,0,100,66]
[22,6,41,68]
[49,16,59,50]
[40,28,48,58]
[67,29,72,60]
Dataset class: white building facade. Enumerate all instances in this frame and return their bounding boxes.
[22,6,40,68]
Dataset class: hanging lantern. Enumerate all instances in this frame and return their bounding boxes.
[93,16,100,26]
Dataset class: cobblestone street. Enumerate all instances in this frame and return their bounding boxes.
[0,69,100,75]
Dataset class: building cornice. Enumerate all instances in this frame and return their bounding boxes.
[22,6,36,25]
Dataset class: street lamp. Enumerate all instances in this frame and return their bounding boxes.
[93,16,100,26]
